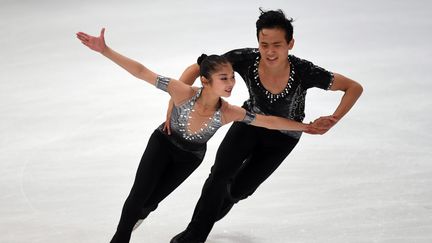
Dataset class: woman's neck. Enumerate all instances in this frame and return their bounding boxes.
[197,87,220,111]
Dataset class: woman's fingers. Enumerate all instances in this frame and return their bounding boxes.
[76,32,89,40]
[76,35,87,43]
[76,33,90,44]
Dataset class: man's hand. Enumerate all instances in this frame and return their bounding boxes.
[163,99,174,135]
[305,115,339,135]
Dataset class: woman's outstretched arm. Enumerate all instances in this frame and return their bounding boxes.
[76,28,158,85]
[222,103,308,131]
[76,28,194,103]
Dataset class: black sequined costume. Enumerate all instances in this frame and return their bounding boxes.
[229,48,333,139]
[173,48,334,242]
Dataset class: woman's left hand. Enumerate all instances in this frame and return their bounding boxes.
[76,28,107,53]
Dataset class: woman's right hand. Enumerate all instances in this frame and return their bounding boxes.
[76,28,107,53]
[304,116,338,135]
[163,99,175,135]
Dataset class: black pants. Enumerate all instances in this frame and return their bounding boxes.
[110,130,203,243]
[187,122,299,240]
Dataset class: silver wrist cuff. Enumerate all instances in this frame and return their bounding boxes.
[242,111,256,124]
[155,75,171,92]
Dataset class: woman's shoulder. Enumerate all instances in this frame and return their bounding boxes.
[219,99,237,112]
[174,86,200,106]
[220,99,245,124]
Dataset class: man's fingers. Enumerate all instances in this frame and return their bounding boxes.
[305,127,327,135]
[163,122,171,135]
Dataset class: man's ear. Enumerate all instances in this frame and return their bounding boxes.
[288,38,295,50]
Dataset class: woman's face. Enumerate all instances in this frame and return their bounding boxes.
[258,28,292,67]
[207,64,236,98]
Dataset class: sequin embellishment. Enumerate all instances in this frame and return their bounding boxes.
[175,88,223,141]
[253,56,295,103]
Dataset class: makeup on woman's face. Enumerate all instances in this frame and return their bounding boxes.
[209,64,236,97]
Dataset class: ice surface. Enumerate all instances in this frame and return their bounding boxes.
[1,0,431,242]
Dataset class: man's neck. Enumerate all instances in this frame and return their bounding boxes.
[261,60,290,77]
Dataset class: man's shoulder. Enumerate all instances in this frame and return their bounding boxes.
[289,54,309,65]
[289,54,317,73]
[230,47,259,53]
[225,48,259,58]
[224,48,259,69]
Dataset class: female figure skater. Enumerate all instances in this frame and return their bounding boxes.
[76,28,322,243]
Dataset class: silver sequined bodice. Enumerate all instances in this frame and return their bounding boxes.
[165,88,223,143]
[156,84,223,158]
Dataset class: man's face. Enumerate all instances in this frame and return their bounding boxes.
[258,28,292,67]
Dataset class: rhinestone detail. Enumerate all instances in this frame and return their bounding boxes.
[176,89,222,141]
[253,56,295,103]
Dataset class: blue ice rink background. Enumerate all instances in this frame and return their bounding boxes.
[1,0,431,242]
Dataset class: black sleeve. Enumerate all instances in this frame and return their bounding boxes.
[222,48,258,73]
[293,56,334,90]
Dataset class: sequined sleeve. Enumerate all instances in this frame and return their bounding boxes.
[291,55,334,90]
[155,75,171,92]
[241,111,256,125]
[326,72,335,90]
[222,48,259,75]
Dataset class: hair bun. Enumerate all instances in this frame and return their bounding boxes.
[197,54,208,65]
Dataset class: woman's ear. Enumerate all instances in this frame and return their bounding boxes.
[200,76,210,86]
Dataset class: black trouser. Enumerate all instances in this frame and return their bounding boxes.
[111,130,203,243]
[187,122,299,240]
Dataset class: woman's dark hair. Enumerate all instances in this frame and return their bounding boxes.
[197,54,230,81]
[256,8,294,43]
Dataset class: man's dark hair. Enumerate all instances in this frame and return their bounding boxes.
[256,8,294,43]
